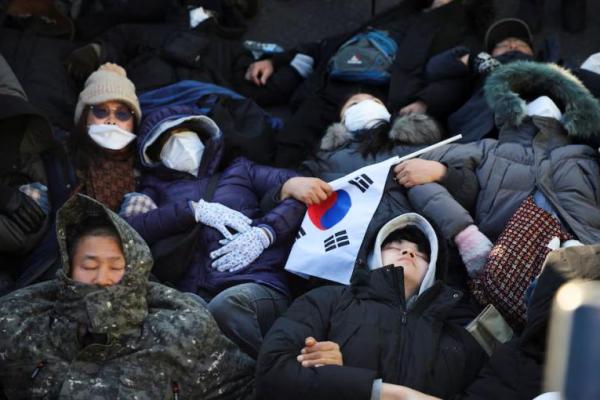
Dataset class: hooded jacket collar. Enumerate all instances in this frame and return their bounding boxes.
[368,213,439,298]
[53,194,153,341]
[351,264,461,322]
[137,105,224,179]
[0,92,55,175]
[485,61,600,141]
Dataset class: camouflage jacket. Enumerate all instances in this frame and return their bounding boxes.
[0,194,255,399]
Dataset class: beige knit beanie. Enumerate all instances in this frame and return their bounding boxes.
[74,63,141,125]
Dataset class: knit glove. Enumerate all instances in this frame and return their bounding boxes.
[469,52,501,75]
[454,224,493,278]
[210,226,272,273]
[190,199,252,240]
[0,184,46,234]
[119,192,158,218]
[18,182,49,214]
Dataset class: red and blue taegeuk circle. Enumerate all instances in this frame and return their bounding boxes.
[307,190,352,230]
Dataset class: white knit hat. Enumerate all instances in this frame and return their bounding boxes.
[74,63,141,125]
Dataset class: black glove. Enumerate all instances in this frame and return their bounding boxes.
[0,184,46,234]
[64,43,101,81]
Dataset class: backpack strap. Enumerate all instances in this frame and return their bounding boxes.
[203,172,221,202]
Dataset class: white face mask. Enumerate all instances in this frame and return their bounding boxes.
[526,96,562,121]
[160,130,204,176]
[88,124,136,150]
[342,99,391,132]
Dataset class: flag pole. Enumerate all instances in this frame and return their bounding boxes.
[391,134,463,165]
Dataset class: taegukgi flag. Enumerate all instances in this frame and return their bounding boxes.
[284,135,462,285]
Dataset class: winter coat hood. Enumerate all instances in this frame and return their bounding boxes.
[485,61,600,141]
[138,105,224,179]
[0,192,257,399]
[54,193,153,339]
[0,85,55,178]
[320,113,442,151]
[368,213,439,299]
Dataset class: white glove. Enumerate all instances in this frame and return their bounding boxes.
[210,227,272,273]
[190,199,252,240]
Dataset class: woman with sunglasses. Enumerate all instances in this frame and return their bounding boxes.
[69,63,141,212]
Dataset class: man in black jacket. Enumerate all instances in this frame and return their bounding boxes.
[0,53,72,293]
[297,244,600,400]
[256,212,487,400]
[419,17,600,143]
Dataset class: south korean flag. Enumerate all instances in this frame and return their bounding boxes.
[285,156,397,284]
[285,135,461,285]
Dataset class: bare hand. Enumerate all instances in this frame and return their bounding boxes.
[399,100,427,116]
[297,337,343,368]
[393,159,447,188]
[460,54,469,66]
[281,177,333,206]
[245,59,274,86]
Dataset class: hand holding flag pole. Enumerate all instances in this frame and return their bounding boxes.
[285,134,462,285]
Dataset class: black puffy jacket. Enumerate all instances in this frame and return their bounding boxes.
[256,264,487,400]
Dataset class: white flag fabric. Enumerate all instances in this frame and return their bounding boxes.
[285,156,398,284]
[284,134,462,285]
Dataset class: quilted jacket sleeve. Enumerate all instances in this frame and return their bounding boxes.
[242,158,306,245]
[256,286,379,400]
[123,184,197,245]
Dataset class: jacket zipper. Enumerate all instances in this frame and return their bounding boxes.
[388,266,408,325]
[31,360,46,379]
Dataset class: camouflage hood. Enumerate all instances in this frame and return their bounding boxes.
[54,194,153,339]
[0,196,256,399]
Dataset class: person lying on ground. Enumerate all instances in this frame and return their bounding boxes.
[120,105,330,358]
[0,194,255,399]
[256,212,488,400]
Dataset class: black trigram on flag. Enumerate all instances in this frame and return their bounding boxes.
[348,173,373,193]
[324,230,350,252]
[296,227,306,241]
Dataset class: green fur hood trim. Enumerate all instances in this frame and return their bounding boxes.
[484,60,600,139]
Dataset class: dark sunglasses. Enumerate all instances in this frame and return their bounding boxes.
[90,104,134,122]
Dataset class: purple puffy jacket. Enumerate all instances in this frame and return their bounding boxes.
[126,106,305,296]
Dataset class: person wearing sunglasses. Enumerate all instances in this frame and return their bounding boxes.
[69,63,142,212]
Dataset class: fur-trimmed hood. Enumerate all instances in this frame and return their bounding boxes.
[320,113,442,151]
[484,61,600,140]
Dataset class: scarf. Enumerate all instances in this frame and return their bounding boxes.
[80,152,135,211]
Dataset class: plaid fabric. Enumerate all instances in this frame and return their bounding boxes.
[118,192,158,218]
[469,196,571,332]
[19,182,50,214]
